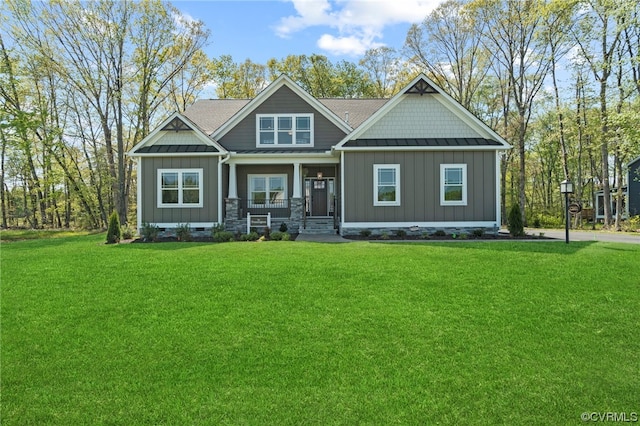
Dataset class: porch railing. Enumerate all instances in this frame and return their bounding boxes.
[237,199,290,219]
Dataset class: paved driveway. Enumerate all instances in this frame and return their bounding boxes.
[531,228,640,244]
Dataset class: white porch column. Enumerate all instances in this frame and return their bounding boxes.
[292,162,302,198]
[228,162,238,199]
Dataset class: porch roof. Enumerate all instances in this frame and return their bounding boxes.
[134,144,221,154]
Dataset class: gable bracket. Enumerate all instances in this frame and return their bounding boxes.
[161,117,192,132]
[405,79,438,96]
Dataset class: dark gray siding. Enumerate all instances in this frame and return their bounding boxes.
[629,157,640,216]
[219,86,347,151]
[141,156,219,224]
[343,151,496,222]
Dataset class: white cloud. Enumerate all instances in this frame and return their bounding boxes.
[275,0,442,56]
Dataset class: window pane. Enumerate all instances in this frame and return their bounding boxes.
[269,177,284,191]
[260,117,274,130]
[378,168,396,185]
[378,186,396,202]
[444,186,463,201]
[445,168,462,185]
[296,131,311,144]
[278,116,292,130]
[252,177,266,191]
[296,116,310,130]
[183,189,200,204]
[162,189,178,204]
[161,172,178,188]
[260,132,274,144]
[252,192,266,204]
[183,172,199,188]
[278,131,292,144]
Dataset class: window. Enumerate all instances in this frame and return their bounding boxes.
[256,114,313,146]
[158,169,203,208]
[440,164,467,206]
[373,164,400,206]
[249,174,288,207]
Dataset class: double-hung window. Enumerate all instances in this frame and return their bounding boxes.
[440,164,467,206]
[373,164,400,206]
[249,174,288,208]
[257,114,313,146]
[158,169,203,208]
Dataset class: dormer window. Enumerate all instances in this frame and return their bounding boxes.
[257,114,313,146]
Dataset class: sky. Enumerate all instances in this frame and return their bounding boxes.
[172,0,445,64]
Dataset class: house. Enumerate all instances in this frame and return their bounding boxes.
[128,74,511,237]
[627,155,640,217]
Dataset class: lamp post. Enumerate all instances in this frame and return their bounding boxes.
[560,180,574,244]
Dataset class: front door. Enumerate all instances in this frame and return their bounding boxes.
[311,179,328,216]
[305,178,334,217]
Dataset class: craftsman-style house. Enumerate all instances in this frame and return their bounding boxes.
[128,74,511,236]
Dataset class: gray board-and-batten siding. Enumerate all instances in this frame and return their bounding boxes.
[342,150,497,223]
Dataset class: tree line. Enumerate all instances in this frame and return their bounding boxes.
[1,0,638,230]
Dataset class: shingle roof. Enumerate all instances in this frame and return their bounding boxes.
[342,138,503,148]
[181,98,389,135]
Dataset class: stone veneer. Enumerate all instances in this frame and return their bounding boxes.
[340,226,499,237]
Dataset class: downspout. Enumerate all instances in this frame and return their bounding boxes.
[219,153,231,227]
[340,150,345,235]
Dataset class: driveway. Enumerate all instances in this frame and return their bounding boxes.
[530,228,640,244]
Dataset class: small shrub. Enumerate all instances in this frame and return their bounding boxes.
[432,230,446,237]
[106,212,121,244]
[281,232,290,241]
[121,225,135,240]
[472,229,485,238]
[212,230,235,242]
[263,227,271,239]
[421,232,430,239]
[508,204,525,237]
[241,231,260,241]
[279,222,288,232]
[360,229,372,238]
[532,216,541,228]
[459,233,468,240]
[380,231,390,240]
[212,223,225,233]
[270,231,284,241]
[141,222,159,242]
[176,223,192,242]
[395,229,407,238]
[451,233,458,239]
[623,215,640,232]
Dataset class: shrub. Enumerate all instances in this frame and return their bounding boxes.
[459,233,468,240]
[360,229,372,238]
[263,227,271,239]
[623,215,640,232]
[532,216,541,228]
[106,212,121,244]
[421,232,430,239]
[508,203,525,237]
[380,231,390,240]
[212,223,225,233]
[241,231,260,241]
[141,222,159,242]
[121,225,135,240]
[472,229,485,238]
[432,230,446,237]
[176,223,192,242]
[281,232,290,241]
[395,229,407,238]
[279,222,288,232]
[212,230,235,242]
[270,231,284,241]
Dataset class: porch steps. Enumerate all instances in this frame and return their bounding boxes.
[299,218,337,235]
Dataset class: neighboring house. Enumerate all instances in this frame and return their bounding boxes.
[128,74,512,236]
[627,155,640,217]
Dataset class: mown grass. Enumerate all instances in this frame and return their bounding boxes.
[2,234,639,424]
[0,228,94,242]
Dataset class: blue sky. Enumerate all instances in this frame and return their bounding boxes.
[172,0,444,64]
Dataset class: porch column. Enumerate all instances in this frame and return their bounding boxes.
[228,162,238,199]
[292,162,302,198]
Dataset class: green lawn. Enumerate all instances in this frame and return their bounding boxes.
[2,234,639,425]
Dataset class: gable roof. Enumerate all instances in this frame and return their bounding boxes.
[335,74,511,151]
[210,75,354,140]
[127,112,227,156]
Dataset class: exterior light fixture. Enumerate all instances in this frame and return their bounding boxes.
[317,171,323,180]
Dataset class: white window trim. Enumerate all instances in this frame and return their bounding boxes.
[157,169,204,208]
[256,113,314,147]
[248,174,288,208]
[440,164,467,206]
[373,164,400,206]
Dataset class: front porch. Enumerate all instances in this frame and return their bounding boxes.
[222,157,339,234]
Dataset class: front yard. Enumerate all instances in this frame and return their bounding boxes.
[2,233,639,424]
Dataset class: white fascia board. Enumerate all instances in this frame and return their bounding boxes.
[127,112,228,157]
[229,152,339,165]
[342,221,499,228]
[212,75,352,141]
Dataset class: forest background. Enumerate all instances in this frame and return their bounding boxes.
[1,0,638,231]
